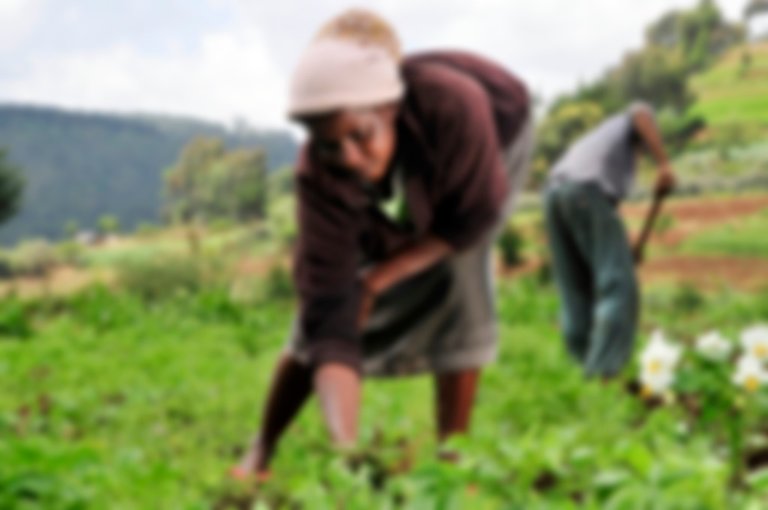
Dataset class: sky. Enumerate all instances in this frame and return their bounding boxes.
[0,0,757,131]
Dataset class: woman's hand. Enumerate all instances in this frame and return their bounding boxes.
[357,278,376,329]
[357,264,389,328]
[357,237,453,330]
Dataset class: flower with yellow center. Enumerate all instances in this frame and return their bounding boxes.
[744,376,760,392]
[732,355,768,393]
[740,325,768,362]
[640,369,675,398]
[647,359,664,374]
[640,330,682,373]
[639,330,682,397]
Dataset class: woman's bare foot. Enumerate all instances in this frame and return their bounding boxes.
[229,443,272,484]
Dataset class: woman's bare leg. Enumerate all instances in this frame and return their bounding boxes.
[434,368,480,459]
[234,354,313,479]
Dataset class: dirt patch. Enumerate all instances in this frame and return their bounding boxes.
[234,256,275,277]
[638,256,768,291]
[622,194,768,248]
[622,195,768,247]
[0,266,114,299]
[502,256,768,292]
[233,254,292,279]
[623,195,768,224]
[498,256,543,279]
[501,194,768,290]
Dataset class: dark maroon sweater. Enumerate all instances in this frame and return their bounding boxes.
[293,51,529,372]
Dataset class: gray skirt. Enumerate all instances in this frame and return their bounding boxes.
[288,117,534,377]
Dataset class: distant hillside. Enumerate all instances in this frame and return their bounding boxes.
[691,41,768,130]
[0,104,298,244]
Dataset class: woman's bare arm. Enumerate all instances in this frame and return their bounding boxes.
[358,236,453,327]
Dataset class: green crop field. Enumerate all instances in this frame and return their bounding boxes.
[683,208,768,258]
[2,274,768,509]
[6,2,768,509]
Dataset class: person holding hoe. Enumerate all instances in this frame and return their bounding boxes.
[230,8,533,480]
[544,102,676,379]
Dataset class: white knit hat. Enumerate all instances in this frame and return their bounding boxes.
[288,37,405,118]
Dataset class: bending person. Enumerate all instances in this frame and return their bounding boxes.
[234,8,533,480]
[544,102,676,379]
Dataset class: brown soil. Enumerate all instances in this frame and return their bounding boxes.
[504,254,768,293]
[638,256,768,291]
[502,194,768,291]
[622,194,768,248]
[0,266,113,299]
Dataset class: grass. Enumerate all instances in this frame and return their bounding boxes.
[683,208,768,258]
[2,279,768,508]
[0,288,293,509]
[81,221,282,270]
[691,42,768,129]
[4,179,768,507]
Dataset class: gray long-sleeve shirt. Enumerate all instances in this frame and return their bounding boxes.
[550,103,648,201]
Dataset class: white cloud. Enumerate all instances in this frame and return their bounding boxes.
[0,0,43,53]
[3,27,287,128]
[0,0,753,129]
[231,0,751,110]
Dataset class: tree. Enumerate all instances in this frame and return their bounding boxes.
[267,166,295,197]
[744,0,768,19]
[605,45,693,113]
[222,149,268,221]
[646,0,744,73]
[532,101,605,184]
[164,137,226,223]
[63,219,80,238]
[535,0,736,169]
[164,137,268,224]
[0,149,24,226]
[98,215,120,235]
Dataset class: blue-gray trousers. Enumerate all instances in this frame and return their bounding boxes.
[544,180,638,377]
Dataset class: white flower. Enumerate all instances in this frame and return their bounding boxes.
[640,367,675,396]
[740,325,768,361]
[732,355,768,392]
[695,331,732,361]
[641,330,682,375]
[639,330,682,396]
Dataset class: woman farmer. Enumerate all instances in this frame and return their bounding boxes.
[234,9,532,480]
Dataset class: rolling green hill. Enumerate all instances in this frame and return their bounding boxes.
[691,41,768,130]
[0,104,298,245]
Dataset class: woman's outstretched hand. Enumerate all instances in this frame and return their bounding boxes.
[357,236,453,329]
[358,273,378,329]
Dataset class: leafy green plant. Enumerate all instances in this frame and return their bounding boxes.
[263,264,294,301]
[636,327,768,489]
[671,283,707,315]
[0,297,33,339]
[497,223,525,267]
[115,253,225,302]
[9,239,60,277]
